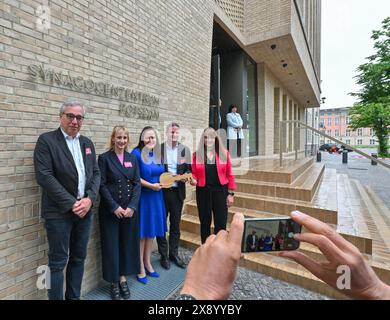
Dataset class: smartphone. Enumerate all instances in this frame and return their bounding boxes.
[241,217,302,253]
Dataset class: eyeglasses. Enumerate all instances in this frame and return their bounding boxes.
[63,113,85,122]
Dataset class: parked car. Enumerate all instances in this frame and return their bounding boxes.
[319,143,340,153]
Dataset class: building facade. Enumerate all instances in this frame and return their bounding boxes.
[0,0,321,299]
[319,108,377,147]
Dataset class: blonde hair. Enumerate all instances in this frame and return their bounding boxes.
[108,126,130,151]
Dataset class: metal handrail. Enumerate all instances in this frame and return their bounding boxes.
[279,120,390,169]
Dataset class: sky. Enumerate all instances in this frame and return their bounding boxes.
[320,0,390,110]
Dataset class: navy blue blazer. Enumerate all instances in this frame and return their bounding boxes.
[98,150,141,214]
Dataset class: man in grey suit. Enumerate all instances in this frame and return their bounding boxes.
[34,100,100,300]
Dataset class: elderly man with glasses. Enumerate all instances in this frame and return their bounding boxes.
[34,100,100,300]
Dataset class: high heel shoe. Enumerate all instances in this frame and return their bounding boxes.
[136,275,148,284]
[145,268,159,277]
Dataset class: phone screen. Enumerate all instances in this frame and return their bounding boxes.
[241,217,302,253]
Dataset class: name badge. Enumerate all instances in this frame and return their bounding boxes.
[86,147,92,155]
[124,162,132,168]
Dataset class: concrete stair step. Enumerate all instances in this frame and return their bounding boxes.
[187,190,338,225]
[233,157,314,184]
[348,179,390,265]
[235,163,325,202]
[184,200,282,221]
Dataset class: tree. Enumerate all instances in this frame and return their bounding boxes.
[349,17,390,157]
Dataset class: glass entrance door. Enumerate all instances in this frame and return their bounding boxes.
[209,54,221,129]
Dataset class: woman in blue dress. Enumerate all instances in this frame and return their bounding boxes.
[131,126,167,284]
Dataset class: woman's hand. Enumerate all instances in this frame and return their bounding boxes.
[114,207,126,219]
[124,208,134,218]
[279,210,390,300]
[190,177,197,186]
[151,183,162,192]
[226,194,234,207]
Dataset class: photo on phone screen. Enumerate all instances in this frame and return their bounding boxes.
[241,217,302,253]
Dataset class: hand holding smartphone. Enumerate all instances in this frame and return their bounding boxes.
[241,217,302,253]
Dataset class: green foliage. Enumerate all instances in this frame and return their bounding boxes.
[349,17,390,157]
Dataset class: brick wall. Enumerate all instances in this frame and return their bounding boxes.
[0,0,213,299]
[215,0,244,33]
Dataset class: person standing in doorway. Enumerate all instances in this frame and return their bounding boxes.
[226,104,244,158]
[98,126,141,300]
[157,123,192,270]
[33,100,100,300]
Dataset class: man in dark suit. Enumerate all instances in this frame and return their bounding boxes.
[157,122,191,269]
[246,230,258,252]
[34,100,100,300]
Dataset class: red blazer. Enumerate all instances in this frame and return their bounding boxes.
[192,151,236,190]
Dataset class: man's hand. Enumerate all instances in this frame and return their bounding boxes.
[180,213,244,300]
[190,178,197,186]
[114,207,126,219]
[124,208,134,218]
[279,210,390,300]
[72,197,92,218]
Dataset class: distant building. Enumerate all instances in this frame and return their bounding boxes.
[319,107,377,146]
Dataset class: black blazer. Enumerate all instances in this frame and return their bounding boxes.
[98,150,141,214]
[33,128,101,219]
[161,142,192,202]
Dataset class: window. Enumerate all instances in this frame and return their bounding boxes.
[346,139,351,145]
[346,117,351,124]
[357,129,363,136]
[335,117,340,125]
[335,129,339,137]
[346,129,351,137]
[328,118,332,126]
[327,139,331,144]
[357,139,363,145]
[327,130,332,136]
[370,139,376,145]
[370,129,373,136]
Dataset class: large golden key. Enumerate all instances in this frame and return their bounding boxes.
[159,172,193,188]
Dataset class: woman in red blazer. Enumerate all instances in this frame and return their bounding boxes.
[191,128,236,243]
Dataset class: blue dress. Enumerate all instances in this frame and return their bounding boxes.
[131,148,167,239]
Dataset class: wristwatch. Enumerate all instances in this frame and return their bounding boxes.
[176,294,197,300]
[228,192,235,196]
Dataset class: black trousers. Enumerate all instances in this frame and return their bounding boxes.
[99,211,140,283]
[196,185,228,244]
[157,188,184,258]
[227,138,242,158]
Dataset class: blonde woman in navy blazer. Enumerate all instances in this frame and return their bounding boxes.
[98,126,141,300]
